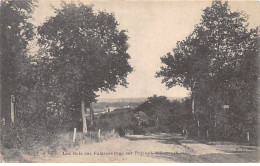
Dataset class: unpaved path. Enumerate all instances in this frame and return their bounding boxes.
[31,133,259,163]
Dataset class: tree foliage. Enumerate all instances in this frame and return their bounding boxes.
[133,95,192,133]
[38,3,132,103]
[0,0,36,123]
[156,1,259,141]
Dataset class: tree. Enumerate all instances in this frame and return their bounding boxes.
[0,0,36,124]
[38,2,133,133]
[156,1,259,140]
[135,95,172,117]
[133,95,189,133]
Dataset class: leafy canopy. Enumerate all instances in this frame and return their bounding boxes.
[156,0,258,94]
[38,2,133,102]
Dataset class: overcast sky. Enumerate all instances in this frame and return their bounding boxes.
[32,0,260,99]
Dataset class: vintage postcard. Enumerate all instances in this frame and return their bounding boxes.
[0,0,259,163]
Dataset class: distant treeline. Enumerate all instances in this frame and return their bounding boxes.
[92,102,141,109]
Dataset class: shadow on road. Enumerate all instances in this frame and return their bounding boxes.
[125,133,199,145]
[125,133,182,145]
[124,133,260,163]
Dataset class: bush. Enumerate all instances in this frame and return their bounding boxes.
[1,122,59,156]
[92,108,138,135]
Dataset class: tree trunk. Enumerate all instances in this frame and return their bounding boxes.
[58,103,63,128]
[0,45,1,123]
[10,95,15,124]
[192,98,195,114]
[81,99,87,133]
[89,102,94,126]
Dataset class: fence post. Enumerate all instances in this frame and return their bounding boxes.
[206,130,209,139]
[112,128,115,134]
[247,132,250,142]
[73,128,77,144]
[2,118,5,125]
[98,129,101,141]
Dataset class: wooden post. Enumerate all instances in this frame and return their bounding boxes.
[107,106,110,113]
[73,128,77,143]
[98,129,101,140]
[156,117,159,127]
[11,95,15,124]
[247,132,250,142]
[197,121,200,126]
[198,130,200,137]
[81,99,87,134]
[112,129,115,134]
[206,130,209,139]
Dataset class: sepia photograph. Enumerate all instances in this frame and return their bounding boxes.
[0,0,259,163]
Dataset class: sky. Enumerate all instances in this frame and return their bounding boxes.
[31,0,260,99]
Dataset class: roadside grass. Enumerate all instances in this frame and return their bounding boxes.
[1,127,119,162]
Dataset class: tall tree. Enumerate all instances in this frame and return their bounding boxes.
[156,1,259,140]
[0,0,36,124]
[38,2,133,133]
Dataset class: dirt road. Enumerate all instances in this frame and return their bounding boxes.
[29,133,259,163]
